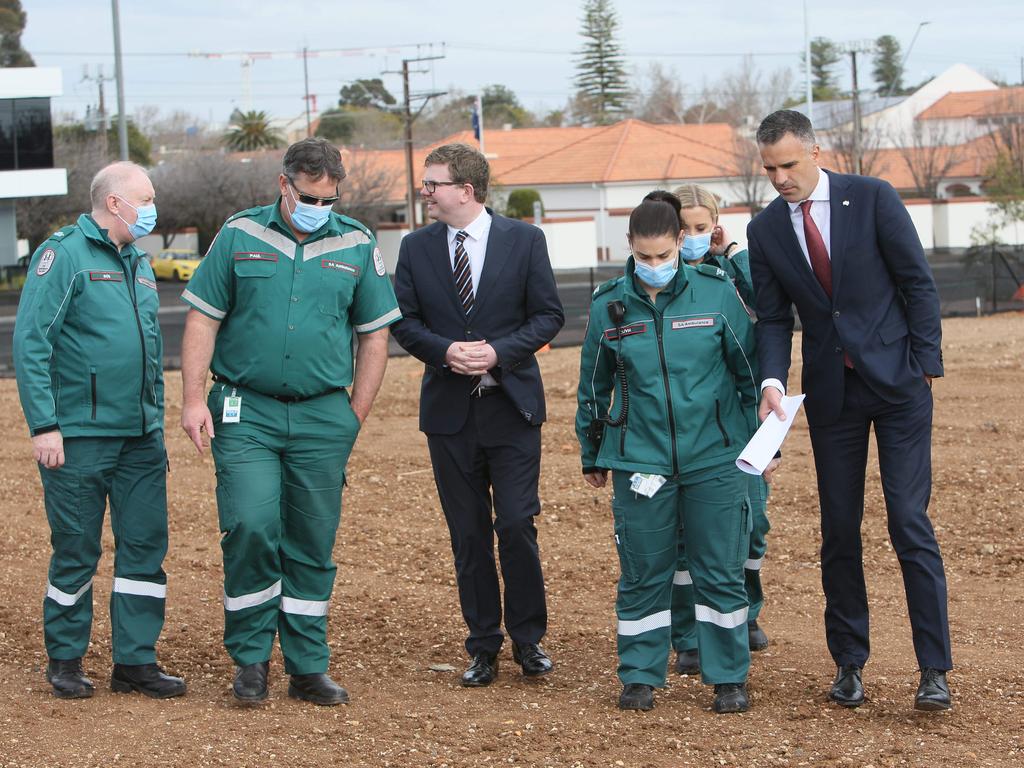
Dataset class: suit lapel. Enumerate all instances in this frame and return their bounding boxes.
[827,171,852,298]
[426,222,466,316]
[471,211,513,318]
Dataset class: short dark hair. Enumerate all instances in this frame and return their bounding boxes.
[756,109,816,147]
[628,192,682,240]
[424,143,489,203]
[283,137,346,183]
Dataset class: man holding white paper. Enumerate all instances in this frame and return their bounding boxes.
[747,110,951,712]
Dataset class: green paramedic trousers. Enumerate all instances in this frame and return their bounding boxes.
[209,384,359,674]
[39,431,168,665]
[612,466,750,687]
[672,475,770,653]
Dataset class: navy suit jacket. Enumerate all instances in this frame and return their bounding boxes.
[747,171,943,427]
[392,211,565,435]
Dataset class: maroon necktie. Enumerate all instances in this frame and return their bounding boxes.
[800,200,853,368]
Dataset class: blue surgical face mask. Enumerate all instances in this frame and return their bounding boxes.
[634,258,678,289]
[116,196,157,240]
[680,232,713,263]
[288,187,333,233]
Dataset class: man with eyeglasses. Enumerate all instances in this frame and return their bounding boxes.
[392,143,564,688]
[179,137,401,706]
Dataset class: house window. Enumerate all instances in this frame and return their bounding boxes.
[0,98,54,171]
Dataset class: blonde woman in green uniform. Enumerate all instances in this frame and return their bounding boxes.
[576,192,769,713]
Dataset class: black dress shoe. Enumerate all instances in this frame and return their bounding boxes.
[829,664,865,708]
[618,683,655,710]
[674,648,700,675]
[233,661,270,703]
[46,658,95,699]
[748,620,769,651]
[713,683,750,713]
[288,673,350,706]
[512,642,553,677]
[111,663,186,699]
[914,668,951,711]
[462,652,499,687]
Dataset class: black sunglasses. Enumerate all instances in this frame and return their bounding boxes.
[288,179,339,207]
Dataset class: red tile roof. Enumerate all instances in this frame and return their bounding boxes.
[917,87,1024,120]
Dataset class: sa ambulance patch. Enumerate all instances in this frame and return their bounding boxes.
[373,246,385,276]
[36,248,56,276]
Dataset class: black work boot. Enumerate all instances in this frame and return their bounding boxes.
[618,683,655,711]
[46,658,95,699]
[288,672,350,706]
[713,683,750,713]
[233,661,270,703]
[111,663,186,699]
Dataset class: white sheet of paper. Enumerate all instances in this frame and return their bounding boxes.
[735,394,806,475]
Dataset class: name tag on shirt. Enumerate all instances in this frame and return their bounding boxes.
[222,395,242,423]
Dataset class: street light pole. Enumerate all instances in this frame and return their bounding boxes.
[110,0,129,161]
[887,21,931,99]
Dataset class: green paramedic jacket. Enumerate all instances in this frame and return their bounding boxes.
[14,214,164,438]
[576,258,759,477]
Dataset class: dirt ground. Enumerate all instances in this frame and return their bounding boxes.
[0,314,1022,768]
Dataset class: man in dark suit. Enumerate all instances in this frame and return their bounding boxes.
[392,143,564,687]
[747,110,952,711]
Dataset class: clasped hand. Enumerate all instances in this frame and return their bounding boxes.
[446,340,497,376]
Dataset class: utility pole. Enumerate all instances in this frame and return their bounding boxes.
[803,0,812,114]
[110,0,129,161]
[303,47,312,137]
[384,51,446,230]
[81,64,115,130]
[838,39,876,176]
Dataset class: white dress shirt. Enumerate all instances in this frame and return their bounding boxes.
[762,168,832,397]
[447,207,497,387]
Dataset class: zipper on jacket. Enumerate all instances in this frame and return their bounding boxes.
[89,367,97,420]
[651,306,679,476]
[121,250,149,434]
[714,399,731,447]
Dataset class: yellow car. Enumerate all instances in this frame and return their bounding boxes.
[151,249,202,282]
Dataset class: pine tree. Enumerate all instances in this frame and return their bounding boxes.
[809,37,840,102]
[573,0,629,125]
[872,35,904,96]
[0,0,35,67]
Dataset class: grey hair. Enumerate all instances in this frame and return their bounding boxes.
[756,109,817,147]
[282,137,346,183]
[89,161,149,209]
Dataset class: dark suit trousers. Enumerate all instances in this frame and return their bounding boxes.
[809,368,952,671]
[426,391,547,656]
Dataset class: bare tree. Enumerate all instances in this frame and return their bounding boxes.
[894,121,969,198]
[337,149,402,230]
[827,117,886,177]
[727,133,771,214]
[632,62,685,123]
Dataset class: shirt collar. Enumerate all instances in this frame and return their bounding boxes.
[78,213,140,259]
[788,168,830,213]
[447,207,492,245]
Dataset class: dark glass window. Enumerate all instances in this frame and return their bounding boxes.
[0,97,54,171]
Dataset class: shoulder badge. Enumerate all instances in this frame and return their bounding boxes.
[695,264,729,281]
[372,246,386,276]
[592,276,622,298]
[36,248,57,276]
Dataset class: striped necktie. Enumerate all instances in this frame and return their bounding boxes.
[453,230,474,314]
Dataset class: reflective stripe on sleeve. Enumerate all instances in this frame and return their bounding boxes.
[672,570,693,585]
[223,580,282,612]
[617,609,671,636]
[46,579,93,607]
[112,577,167,599]
[695,603,749,629]
[182,288,227,320]
[744,558,763,571]
[280,595,330,617]
[354,307,402,334]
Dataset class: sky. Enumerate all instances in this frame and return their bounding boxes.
[20,0,1024,129]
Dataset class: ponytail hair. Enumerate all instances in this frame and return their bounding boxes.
[629,190,682,240]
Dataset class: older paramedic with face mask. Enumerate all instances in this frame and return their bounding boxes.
[14,161,186,701]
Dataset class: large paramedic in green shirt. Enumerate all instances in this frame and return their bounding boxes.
[179,138,401,706]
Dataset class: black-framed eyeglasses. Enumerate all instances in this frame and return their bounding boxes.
[288,178,339,207]
[420,179,465,194]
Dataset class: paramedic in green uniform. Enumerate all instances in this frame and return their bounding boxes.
[649,187,773,675]
[14,161,186,700]
[180,138,401,706]
[576,191,776,714]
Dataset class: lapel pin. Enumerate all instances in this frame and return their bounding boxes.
[842,200,850,206]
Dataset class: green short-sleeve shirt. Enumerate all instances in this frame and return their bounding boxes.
[182,200,401,397]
